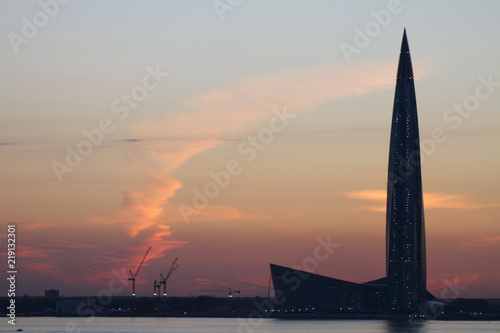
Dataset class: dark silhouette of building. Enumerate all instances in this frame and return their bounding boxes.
[270,264,386,312]
[44,289,60,298]
[386,29,426,313]
[270,30,431,314]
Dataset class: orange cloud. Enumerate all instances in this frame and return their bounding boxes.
[17,246,62,258]
[128,60,414,227]
[344,190,500,212]
[15,242,95,261]
[19,221,58,231]
[74,61,429,282]
[23,262,58,271]
[137,61,410,140]
[194,278,225,285]
[459,236,500,248]
[40,241,96,249]
[235,275,270,288]
[344,190,387,211]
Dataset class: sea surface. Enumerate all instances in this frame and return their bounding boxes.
[1,317,499,333]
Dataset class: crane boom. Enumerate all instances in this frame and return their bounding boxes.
[128,246,152,297]
[159,258,179,297]
[161,258,179,282]
[133,246,151,277]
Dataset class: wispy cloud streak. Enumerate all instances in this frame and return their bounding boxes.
[25,60,429,287]
[344,190,500,212]
[85,61,423,273]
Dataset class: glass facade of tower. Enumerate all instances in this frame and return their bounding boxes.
[386,31,427,313]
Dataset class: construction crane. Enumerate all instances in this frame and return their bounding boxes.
[201,287,241,298]
[128,246,151,297]
[159,258,179,297]
[153,280,161,297]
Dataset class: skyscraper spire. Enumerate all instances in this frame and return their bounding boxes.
[386,30,427,313]
[397,29,413,84]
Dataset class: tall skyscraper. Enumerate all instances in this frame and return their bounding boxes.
[386,29,427,312]
[270,30,432,315]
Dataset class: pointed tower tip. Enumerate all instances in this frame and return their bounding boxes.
[396,28,413,83]
[401,29,409,53]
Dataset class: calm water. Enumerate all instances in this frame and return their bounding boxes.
[1,317,499,333]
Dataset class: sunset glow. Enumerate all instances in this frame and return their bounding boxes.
[1,1,500,300]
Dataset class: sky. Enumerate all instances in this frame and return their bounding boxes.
[1,0,500,299]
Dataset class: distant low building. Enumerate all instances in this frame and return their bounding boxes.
[56,300,90,315]
[45,289,60,298]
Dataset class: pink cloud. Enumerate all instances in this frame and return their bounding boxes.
[235,275,270,288]
[20,221,58,231]
[126,61,411,229]
[194,278,225,285]
[21,262,84,289]
[82,61,407,272]
[459,236,500,248]
[428,274,480,298]
[40,241,96,249]
[22,60,429,290]
[17,246,62,258]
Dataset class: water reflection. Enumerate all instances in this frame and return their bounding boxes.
[385,320,427,333]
